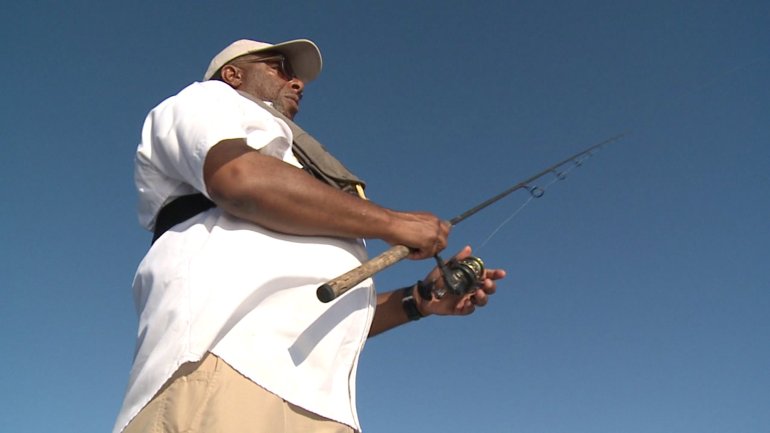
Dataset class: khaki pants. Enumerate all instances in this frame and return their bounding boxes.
[124,353,354,433]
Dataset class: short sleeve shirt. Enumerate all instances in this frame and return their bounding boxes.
[114,81,375,433]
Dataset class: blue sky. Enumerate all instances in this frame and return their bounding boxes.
[1,1,768,432]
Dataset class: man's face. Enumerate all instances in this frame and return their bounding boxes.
[228,53,304,119]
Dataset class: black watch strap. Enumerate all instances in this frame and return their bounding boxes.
[401,284,423,321]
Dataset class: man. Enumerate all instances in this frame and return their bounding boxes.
[114,38,505,433]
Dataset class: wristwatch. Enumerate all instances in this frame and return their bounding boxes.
[401,284,423,321]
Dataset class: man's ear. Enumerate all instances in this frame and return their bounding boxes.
[220,64,243,88]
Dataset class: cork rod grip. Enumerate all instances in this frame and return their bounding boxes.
[316,244,411,302]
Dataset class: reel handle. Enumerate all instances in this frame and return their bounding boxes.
[316,244,410,302]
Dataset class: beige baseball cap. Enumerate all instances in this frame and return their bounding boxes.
[203,38,322,82]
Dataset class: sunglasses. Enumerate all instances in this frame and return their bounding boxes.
[236,54,296,80]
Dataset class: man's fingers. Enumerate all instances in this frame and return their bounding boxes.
[470,290,488,307]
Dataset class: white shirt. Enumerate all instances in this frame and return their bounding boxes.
[114,80,375,433]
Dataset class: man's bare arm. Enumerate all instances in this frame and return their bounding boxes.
[203,138,449,258]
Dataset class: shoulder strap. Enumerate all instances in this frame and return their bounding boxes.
[236,91,367,196]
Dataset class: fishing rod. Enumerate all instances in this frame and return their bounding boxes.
[316,133,626,303]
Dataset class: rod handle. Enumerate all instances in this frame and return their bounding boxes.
[317,244,411,302]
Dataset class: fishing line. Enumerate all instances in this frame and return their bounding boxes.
[476,195,534,250]
[476,151,594,251]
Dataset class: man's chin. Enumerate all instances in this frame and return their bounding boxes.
[284,108,298,120]
[286,106,299,120]
[274,101,298,120]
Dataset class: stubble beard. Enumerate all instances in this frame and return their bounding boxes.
[271,98,295,119]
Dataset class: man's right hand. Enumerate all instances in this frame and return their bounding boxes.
[383,211,450,260]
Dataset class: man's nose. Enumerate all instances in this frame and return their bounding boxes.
[290,77,305,92]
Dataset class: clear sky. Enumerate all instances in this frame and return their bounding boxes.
[1,1,768,432]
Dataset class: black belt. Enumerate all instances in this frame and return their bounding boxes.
[152,194,215,244]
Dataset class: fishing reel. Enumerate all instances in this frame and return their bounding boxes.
[418,255,486,300]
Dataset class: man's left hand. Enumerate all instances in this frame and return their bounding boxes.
[417,245,506,316]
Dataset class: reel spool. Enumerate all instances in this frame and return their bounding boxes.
[424,256,485,299]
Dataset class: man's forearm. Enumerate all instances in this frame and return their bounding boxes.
[369,288,423,337]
